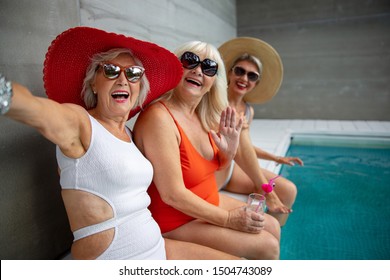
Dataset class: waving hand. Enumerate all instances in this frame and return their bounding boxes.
[210,107,243,167]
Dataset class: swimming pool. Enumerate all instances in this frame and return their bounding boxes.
[279,134,390,260]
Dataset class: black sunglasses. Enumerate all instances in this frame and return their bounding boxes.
[180,51,218,77]
[99,63,145,83]
[232,66,260,82]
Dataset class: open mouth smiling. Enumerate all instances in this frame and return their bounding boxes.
[111,92,129,100]
[185,78,202,87]
[236,81,248,89]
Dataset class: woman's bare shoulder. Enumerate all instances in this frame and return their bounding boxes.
[134,102,174,134]
[137,102,170,124]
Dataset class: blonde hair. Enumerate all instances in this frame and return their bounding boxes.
[231,53,262,85]
[162,41,228,131]
[81,48,150,109]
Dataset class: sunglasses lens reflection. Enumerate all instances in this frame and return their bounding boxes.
[233,66,259,82]
[125,67,144,82]
[102,64,144,83]
[247,72,259,82]
[202,59,218,77]
[181,52,218,77]
[103,64,120,79]
[181,52,200,69]
[233,66,245,76]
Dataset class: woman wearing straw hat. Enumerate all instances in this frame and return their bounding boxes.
[217,37,304,226]
[134,41,281,260]
[0,27,240,260]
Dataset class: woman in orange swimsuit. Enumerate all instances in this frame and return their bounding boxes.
[134,41,281,259]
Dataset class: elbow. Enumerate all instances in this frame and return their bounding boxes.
[159,191,180,207]
[159,187,190,211]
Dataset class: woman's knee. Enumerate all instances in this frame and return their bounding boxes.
[251,234,280,260]
[263,236,280,260]
[286,180,298,201]
[265,214,281,240]
[277,180,298,206]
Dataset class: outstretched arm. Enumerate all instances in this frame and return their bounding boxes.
[1,77,88,158]
[244,105,303,166]
[254,146,304,166]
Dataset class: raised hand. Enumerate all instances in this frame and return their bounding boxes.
[210,106,243,163]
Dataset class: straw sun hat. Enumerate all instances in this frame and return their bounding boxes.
[218,37,283,104]
[43,26,183,118]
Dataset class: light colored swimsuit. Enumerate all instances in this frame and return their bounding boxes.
[56,115,165,259]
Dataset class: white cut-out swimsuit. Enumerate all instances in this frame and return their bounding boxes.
[56,115,165,259]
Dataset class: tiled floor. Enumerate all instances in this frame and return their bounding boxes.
[249,119,390,173]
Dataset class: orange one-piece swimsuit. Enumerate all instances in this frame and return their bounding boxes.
[147,102,220,233]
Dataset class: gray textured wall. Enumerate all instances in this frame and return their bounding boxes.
[0,0,236,259]
[80,0,236,50]
[237,0,390,120]
[0,0,80,260]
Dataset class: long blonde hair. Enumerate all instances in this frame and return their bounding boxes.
[161,41,228,131]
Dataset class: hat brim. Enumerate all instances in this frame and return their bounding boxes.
[218,37,283,104]
[43,27,182,119]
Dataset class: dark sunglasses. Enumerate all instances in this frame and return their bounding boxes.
[232,66,260,82]
[99,63,145,83]
[180,51,218,77]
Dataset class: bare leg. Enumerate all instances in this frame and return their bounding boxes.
[164,238,240,260]
[218,193,281,240]
[163,194,280,260]
[262,169,297,226]
[220,164,297,226]
[221,164,256,194]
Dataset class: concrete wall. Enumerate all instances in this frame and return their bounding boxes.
[237,0,390,120]
[0,0,80,260]
[0,0,236,259]
[80,0,236,50]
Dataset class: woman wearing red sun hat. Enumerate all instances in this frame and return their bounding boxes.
[0,27,239,260]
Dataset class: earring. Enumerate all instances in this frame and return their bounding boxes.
[90,83,97,94]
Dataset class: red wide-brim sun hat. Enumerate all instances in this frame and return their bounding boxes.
[43,26,183,119]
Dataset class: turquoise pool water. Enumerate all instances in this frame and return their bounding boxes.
[279,135,390,260]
